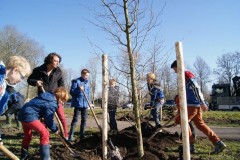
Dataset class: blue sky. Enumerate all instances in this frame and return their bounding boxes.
[0,0,239,74]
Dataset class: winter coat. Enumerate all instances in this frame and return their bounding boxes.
[70,77,90,109]
[0,63,8,116]
[147,81,165,106]
[18,92,58,132]
[185,71,205,107]
[108,86,119,110]
[27,64,64,94]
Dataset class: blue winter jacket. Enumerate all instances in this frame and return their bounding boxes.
[0,63,8,116]
[186,78,205,107]
[70,77,90,109]
[18,92,58,132]
[147,81,165,106]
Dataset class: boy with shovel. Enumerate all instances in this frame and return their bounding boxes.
[68,69,91,141]
[18,87,69,160]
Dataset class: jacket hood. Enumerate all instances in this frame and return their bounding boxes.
[185,71,195,81]
[79,77,88,83]
[38,92,56,102]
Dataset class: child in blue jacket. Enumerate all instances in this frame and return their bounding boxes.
[146,72,165,128]
[68,69,91,141]
[18,87,69,160]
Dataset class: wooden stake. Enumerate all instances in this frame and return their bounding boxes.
[175,41,190,160]
[102,54,108,160]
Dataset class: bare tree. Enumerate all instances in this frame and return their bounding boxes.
[214,52,240,86]
[0,25,45,97]
[88,0,165,157]
[193,56,211,95]
[86,56,100,104]
[0,25,45,68]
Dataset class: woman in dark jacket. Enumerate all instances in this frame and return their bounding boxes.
[18,87,68,160]
[27,53,69,139]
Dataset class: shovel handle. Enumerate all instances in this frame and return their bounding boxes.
[107,138,116,150]
[56,133,74,154]
[0,145,19,160]
[82,90,102,132]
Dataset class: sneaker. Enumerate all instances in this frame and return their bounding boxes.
[210,141,226,154]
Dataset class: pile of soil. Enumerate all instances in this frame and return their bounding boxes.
[49,122,181,160]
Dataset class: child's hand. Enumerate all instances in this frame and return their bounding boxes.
[54,130,59,135]
[79,86,84,91]
[0,138,3,145]
[201,103,208,112]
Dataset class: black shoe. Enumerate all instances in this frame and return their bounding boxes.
[210,141,226,154]
[80,135,86,140]
[190,144,195,154]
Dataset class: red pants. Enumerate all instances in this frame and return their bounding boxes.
[175,106,220,145]
[56,103,68,138]
[22,120,49,148]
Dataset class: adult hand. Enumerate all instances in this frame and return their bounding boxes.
[79,86,84,91]
[201,103,208,112]
[36,80,43,87]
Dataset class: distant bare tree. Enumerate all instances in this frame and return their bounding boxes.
[0,25,44,68]
[214,52,240,86]
[0,25,45,97]
[193,56,211,94]
[86,56,100,104]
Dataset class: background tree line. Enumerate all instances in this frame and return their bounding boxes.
[1,25,239,104]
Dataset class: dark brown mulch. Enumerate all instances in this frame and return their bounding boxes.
[47,122,181,160]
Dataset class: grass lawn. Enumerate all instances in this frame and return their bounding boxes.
[0,109,239,159]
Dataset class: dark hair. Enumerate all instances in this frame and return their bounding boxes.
[171,60,177,68]
[44,52,62,65]
[81,69,90,75]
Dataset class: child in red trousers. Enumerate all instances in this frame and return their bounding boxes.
[18,87,68,160]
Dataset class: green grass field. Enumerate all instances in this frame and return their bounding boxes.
[0,109,239,159]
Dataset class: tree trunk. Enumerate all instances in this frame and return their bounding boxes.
[123,0,144,157]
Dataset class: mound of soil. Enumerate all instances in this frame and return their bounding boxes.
[49,122,181,160]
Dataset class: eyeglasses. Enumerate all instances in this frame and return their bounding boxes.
[18,71,25,80]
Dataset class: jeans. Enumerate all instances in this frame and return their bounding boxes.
[151,102,162,126]
[108,110,117,130]
[70,108,88,138]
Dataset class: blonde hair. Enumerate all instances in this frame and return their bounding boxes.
[109,78,116,85]
[5,56,31,76]
[147,72,156,80]
[53,87,69,102]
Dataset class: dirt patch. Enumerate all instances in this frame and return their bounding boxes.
[47,122,181,160]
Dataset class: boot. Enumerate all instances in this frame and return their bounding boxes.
[210,141,226,154]
[20,148,29,160]
[2,114,12,128]
[68,127,75,142]
[40,145,51,160]
[16,120,22,130]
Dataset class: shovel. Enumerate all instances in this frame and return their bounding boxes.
[146,116,176,142]
[82,90,102,132]
[0,144,19,160]
[108,138,122,160]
